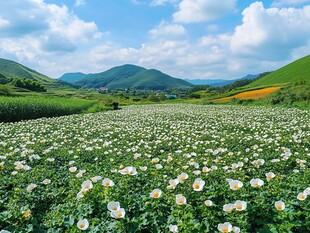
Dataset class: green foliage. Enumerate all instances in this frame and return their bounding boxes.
[76,64,146,88]
[58,72,87,83]
[147,94,160,102]
[0,58,56,84]
[0,105,309,232]
[247,55,310,88]
[0,73,11,84]
[268,80,310,106]
[108,69,193,90]
[188,93,201,99]
[13,78,47,92]
[0,96,95,122]
[0,84,12,96]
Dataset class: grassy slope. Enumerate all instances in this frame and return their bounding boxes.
[108,69,193,90]
[246,55,310,88]
[0,58,57,84]
[58,72,87,83]
[76,64,146,88]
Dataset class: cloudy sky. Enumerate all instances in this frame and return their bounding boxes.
[0,0,310,79]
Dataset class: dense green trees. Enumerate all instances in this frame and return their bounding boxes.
[12,78,46,92]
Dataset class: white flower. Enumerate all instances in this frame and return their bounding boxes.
[223,204,235,213]
[26,183,37,192]
[77,219,89,230]
[275,201,285,211]
[42,179,51,185]
[139,166,147,171]
[192,178,205,191]
[176,194,186,205]
[76,191,85,200]
[111,208,126,219]
[204,200,213,207]
[69,167,77,173]
[0,230,11,233]
[90,176,102,183]
[155,164,163,169]
[167,179,179,190]
[250,178,264,188]
[76,170,86,178]
[81,180,93,192]
[234,200,247,211]
[119,166,138,175]
[265,172,276,181]
[150,189,162,198]
[169,224,178,232]
[177,173,188,183]
[297,192,307,201]
[232,226,241,233]
[229,180,243,190]
[218,222,233,232]
[102,178,115,187]
[107,201,120,212]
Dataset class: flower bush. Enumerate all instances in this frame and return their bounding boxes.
[0,104,309,232]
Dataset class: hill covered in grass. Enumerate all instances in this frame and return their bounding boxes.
[108,69,193,90]
[74,64,193,90]
[0,58,57,84]
[246,55,310,88]
[59,72,87,83]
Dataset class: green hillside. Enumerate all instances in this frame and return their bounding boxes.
[0,58,57,84]
[58,72,87,83]
[108,69,193,90]
[247,55,310,88]
[76,64,146,88]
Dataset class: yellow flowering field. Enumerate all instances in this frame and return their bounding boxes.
[0,104,309,232]
[215,87,283,102]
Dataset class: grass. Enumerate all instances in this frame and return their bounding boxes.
[246,55,310,88]
[0,96,97,122]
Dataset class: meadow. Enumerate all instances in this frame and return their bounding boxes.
[0,104,309,232]
[0,96,96,122]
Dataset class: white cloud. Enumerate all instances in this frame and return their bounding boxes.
[75,0,86,7]
[0,18,10,28]
[150,0,179,6]
[230,2,310,60]
[149,21,186,39]
[173,0,236,23]
[272,0,310,7]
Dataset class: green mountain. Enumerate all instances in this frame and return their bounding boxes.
[76,64,146,88]
[59,72,87,83]
[108,69,193,90]
[0,58,56,84]
[75,64,193,90]
[246,55,310,88]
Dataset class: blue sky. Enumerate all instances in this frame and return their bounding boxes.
[0,0,310,79]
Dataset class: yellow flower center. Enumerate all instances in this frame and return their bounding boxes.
[180,177,185,181]
[236,205,242,210]
[178,199,184,204]
[222,227,229,232]
[233,184,238,189]
[194,184,200,189]
[80,224,85,228]
[276,206,283,210]
[117,212,123,218]
[106,182,110,186]
[153,192,159,198]
[113,207,117,210]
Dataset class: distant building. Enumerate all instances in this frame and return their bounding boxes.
[165,94,177,99]
[179,94,187,99]
[99,87,109,91]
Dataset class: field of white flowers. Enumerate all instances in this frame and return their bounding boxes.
[0,104,309,233]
